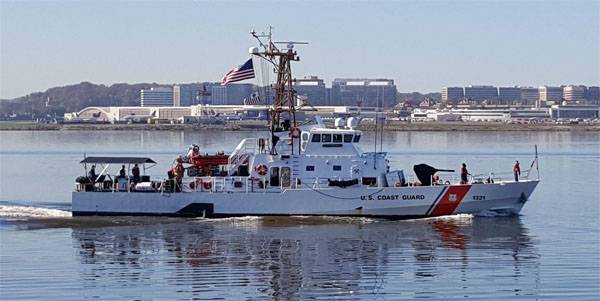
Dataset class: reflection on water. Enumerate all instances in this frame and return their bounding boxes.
[66,216,539,300]
[2,130,598,300]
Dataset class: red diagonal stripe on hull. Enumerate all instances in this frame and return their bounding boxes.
[430,185,472,217]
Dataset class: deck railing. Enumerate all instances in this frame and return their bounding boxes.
[76,166,537,193]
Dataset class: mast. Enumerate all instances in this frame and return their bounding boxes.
[250,27,307,154]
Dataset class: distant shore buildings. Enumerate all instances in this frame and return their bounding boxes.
[293,76,328,105]
[442,85,599,106]
[140,77,399,108]
[68,82,600,124]
[140,77,599,109]
[331,78,397,107]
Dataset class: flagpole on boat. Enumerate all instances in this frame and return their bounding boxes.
[535,144,540,180]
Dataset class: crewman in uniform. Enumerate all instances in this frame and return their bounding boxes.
[513,160,521,182]
[174,157,185,192]
[190,145,201,167]
[460,163,470,184]
[89,165,97,182]
[119,165,126,178]
[132,163,140,183]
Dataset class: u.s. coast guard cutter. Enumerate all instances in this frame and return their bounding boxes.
[72,30,539,218]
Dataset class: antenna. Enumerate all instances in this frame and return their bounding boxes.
[274,41,309,51]
[374,87,379,170]
[380,86,384,154]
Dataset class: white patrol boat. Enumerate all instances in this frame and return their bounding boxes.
[71,30,539,219]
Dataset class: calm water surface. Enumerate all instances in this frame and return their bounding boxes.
[0,130,599,300]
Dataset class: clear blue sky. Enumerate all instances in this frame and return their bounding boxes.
[1,0,598,99]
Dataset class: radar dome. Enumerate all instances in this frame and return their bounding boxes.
[334,117,345,128]
[249,47,259,54]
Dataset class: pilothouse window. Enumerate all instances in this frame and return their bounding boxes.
[333,134,342,143]
[322,134,332,143]
[311,134,321,142]
[353,135,361,143]
[344,134,353,143]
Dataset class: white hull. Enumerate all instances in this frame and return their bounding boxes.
[72,180,538,219]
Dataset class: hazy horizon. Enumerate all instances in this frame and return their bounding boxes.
[1,0,599,99]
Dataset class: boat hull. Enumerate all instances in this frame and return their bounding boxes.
[72,181,538,219]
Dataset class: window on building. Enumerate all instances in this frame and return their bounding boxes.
[306,165,315,171]
[322,134,332,143]
[343,134,354,143]
[333,134,342,143]
[333,165,342,171]
[353,135,361,143]
[311,134,321,142]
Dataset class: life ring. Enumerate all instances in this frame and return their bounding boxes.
[290,127,301,138]
[444,180,451,185]
[203,181,212,190]
[254,164,268,176]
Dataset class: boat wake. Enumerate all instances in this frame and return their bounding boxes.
[0,205,72,218]
[192,215,379,226]
[317,216,379,224]
[474,209,517,217]
[404,214,474,223]
[193,216,263,224]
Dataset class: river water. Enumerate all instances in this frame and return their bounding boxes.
[0,130,598,300]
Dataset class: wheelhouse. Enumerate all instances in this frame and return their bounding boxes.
[302,128,362,156]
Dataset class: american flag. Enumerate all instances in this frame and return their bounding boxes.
[244,93,264,105]
[221,58,255,85]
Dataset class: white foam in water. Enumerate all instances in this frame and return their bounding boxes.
[193,215,378,225]
[193,216,263,223]
[0,205,72,218]
[404,213,474,223]
[319,216,378,224]
[474,209,513,217]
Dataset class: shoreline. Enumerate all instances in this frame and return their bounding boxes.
[1,121,598,132]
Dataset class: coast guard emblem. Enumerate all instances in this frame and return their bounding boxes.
[449,194,457,202]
